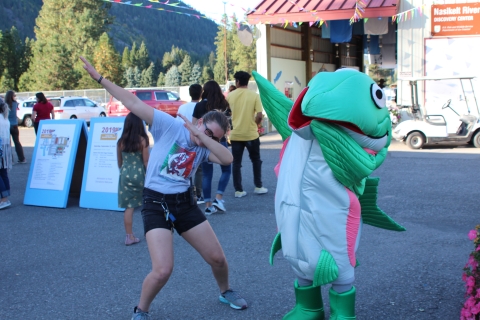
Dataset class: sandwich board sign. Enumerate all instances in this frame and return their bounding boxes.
[80,117,125,211]
[24,119,88,208]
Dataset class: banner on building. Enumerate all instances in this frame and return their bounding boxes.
[431,3,480,36]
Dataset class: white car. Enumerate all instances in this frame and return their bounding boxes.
[17,98,35,127]
[49,96,107,122]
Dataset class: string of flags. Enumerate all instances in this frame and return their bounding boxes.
[104,0,254,25]
[392,5,426,23]
[105,0,427,30]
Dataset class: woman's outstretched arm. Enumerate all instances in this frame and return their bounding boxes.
[79,56,154,124]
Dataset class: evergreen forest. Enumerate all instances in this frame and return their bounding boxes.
[0,0,257,92]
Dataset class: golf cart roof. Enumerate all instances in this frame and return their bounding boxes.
[398,75,477,81]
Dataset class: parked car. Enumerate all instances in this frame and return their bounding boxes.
[106,89,185,117]
[17,98,36,127]
[49,96,107,122]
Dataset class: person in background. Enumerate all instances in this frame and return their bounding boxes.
[4,91,26,163]
[378,79,386,89]
[117,112,150,246]
[80,56,247,320]
[177,84,204,204]
[227,71,268,198]
[32,92,55,135]
[0,99,12,209]
[192,80,232,215]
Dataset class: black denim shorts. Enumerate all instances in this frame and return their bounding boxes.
[142,188,206,235]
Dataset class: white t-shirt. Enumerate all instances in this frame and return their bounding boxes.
[145,110,210,194]
[176,101,197,122]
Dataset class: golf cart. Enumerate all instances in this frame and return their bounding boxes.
[392,76,480,149]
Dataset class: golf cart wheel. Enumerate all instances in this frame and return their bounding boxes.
[70,115,77,119]
[406,132,425,149]
[473,131,480,148]
[23,116,33,128]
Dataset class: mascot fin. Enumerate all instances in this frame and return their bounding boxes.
[252,71,293,141]
[313,250,339,286]
[360,177,406,231]
[270,232,282,265]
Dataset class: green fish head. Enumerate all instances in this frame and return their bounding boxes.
[301,69,392,147]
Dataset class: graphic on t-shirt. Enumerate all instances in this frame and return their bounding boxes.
[159,143,196,181]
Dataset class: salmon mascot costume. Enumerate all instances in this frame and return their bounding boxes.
[252,69,405,319]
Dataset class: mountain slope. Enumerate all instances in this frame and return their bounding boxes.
[0,0,218,61]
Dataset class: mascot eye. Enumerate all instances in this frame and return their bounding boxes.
[370,84,386,109]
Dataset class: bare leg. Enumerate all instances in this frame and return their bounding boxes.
[182,221,229,292]
[137,228,174,312]
[124,207,135,235]
[215,194,223,201]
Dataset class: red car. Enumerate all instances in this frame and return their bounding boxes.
[106,89,185,117]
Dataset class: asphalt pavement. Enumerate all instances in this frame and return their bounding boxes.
[1,126,479,319]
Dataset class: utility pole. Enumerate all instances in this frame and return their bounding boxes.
[223,1,228,85]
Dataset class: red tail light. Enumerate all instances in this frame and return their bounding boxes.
[54,110,64,113]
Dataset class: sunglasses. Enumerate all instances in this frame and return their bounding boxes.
[204,124,220,143]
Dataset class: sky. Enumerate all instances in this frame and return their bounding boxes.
[181,0,261,24]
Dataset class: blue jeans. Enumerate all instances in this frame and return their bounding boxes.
[0,168,10,198]
[202,141,231,202]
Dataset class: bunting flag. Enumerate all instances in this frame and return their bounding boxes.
[392,6,426,23]
[350,0,366,24]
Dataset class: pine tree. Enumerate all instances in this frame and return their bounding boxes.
[189,63,202,85]
[39,36,79,90]
[93,32,124,86]
[0,68,14,93]
[201,65,213,84]
[133,66,142,88]
[0,27,29,90]
[162,45,187,71]
[165,66,181,86]
[122,47,130,69]
[22,0,110,90]
[179,54,192,86]
[157,72,165,87]
[141,62,156,87]
[137,41,150,71]
[130,42,139,69]
[124,67,135,88]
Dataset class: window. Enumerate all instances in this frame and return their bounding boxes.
[155,92,168,100]
[73,99,85,107]
[24,102,35,108]
[63,100,75,107]
[137,92,152,101]
[50,99,61,107]
[167,92,179,101]
[84,99,96,107]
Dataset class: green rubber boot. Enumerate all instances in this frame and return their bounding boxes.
[283,280,325,320]
[329,286,356,320]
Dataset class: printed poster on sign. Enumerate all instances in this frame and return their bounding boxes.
[29,124,75,190]
[85,123,124,193]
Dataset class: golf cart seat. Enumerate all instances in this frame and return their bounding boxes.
[457,114,478,135]
[459,114,477,124]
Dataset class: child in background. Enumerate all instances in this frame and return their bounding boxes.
[117,113,150,245]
